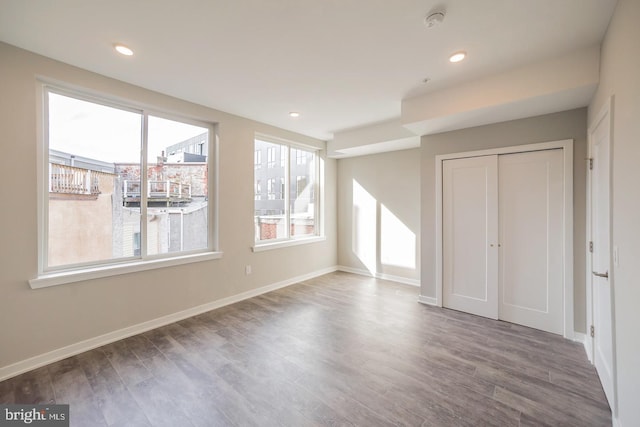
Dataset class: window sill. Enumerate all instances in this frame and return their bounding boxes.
[29,251,223,289]
[252,236,326,252]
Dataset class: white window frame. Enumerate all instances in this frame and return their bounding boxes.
[30,83,221,289]
[253,134,324,252]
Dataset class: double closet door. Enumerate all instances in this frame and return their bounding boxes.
[442,149,565,335]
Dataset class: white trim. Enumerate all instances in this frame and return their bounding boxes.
[4,266,338,382]
[434,140,573,162]
[563,141,575,340]
[585,104,597,366]
[575,330,602,387]
[29,251,223,289]
[36,83,47,275]
[211,130,220,251]
[337,265,420,287]
[255,132,323,152]
[573,331,593,362]
[318,156,326,239]
[587,96,618,416]
[434,146,444,308]
[435,139,574,338]
[140,111,149,259]
[418,295,438,306]
[573,331,588,345]
[252,236,326,252]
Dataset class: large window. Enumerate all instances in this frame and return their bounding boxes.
[43,88,215,273]
[254,137,319,243]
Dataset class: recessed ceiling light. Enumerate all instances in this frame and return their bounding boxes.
[114,44,134,56]
[449,51,466,63]
[289,112,301,118]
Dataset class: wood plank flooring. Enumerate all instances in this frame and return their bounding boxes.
[0,272,611,426]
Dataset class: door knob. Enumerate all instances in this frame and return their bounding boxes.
[592,270,609,279]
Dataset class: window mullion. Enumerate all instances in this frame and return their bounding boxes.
[41,88,51,273]
[285,146,291,239]
[315,153,320,236]
[140,112,149,259]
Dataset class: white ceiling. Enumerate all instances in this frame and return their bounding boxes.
[0,0,617,141]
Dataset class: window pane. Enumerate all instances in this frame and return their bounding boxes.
[254,139,286,241]
[290,148,315,237]
[255,179,261,200]
[254,150,261,169]
[147,116,209,255]
[267,147,276,168]
[47,92,141,268]
[267,178,276,200]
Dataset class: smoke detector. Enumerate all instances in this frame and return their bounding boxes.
[424,11,445,29]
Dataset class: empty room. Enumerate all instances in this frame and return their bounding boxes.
[0,1,638,426]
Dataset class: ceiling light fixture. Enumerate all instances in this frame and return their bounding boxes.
[289,112,301,118]
[114,44,134,56]
[449,51,466,63]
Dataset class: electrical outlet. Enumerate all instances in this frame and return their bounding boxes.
[245,265,252,275]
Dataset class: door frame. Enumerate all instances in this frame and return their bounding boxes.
[434,139,574,339]
[586,96,617,414]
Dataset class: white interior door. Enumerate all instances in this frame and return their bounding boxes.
[590,109,615,409]
[442,155,498,319]
[498,150,564,334]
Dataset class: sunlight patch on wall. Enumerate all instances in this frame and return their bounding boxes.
[352,179,377,274]
[381,204,416,269]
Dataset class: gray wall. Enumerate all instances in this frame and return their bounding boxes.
[588,0,640,423]
[337,149,420,282]
[0,42,337,371]
[420,108,588,332]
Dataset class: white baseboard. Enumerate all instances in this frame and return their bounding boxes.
[573,331,587,343]
[0,266,338,382]
[337,265,420,287]
[574,332,593,363]
[575,332,589,359]
[418,295,438,306]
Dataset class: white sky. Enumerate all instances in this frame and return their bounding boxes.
[49,92,208,163]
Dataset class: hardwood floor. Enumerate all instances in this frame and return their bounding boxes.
[0,272,611,426]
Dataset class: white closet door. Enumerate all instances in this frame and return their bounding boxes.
[498,149,564,334]
[443,155,499,319]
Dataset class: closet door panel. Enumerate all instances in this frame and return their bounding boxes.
[442,155,498,319]
[498,149,564,334]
